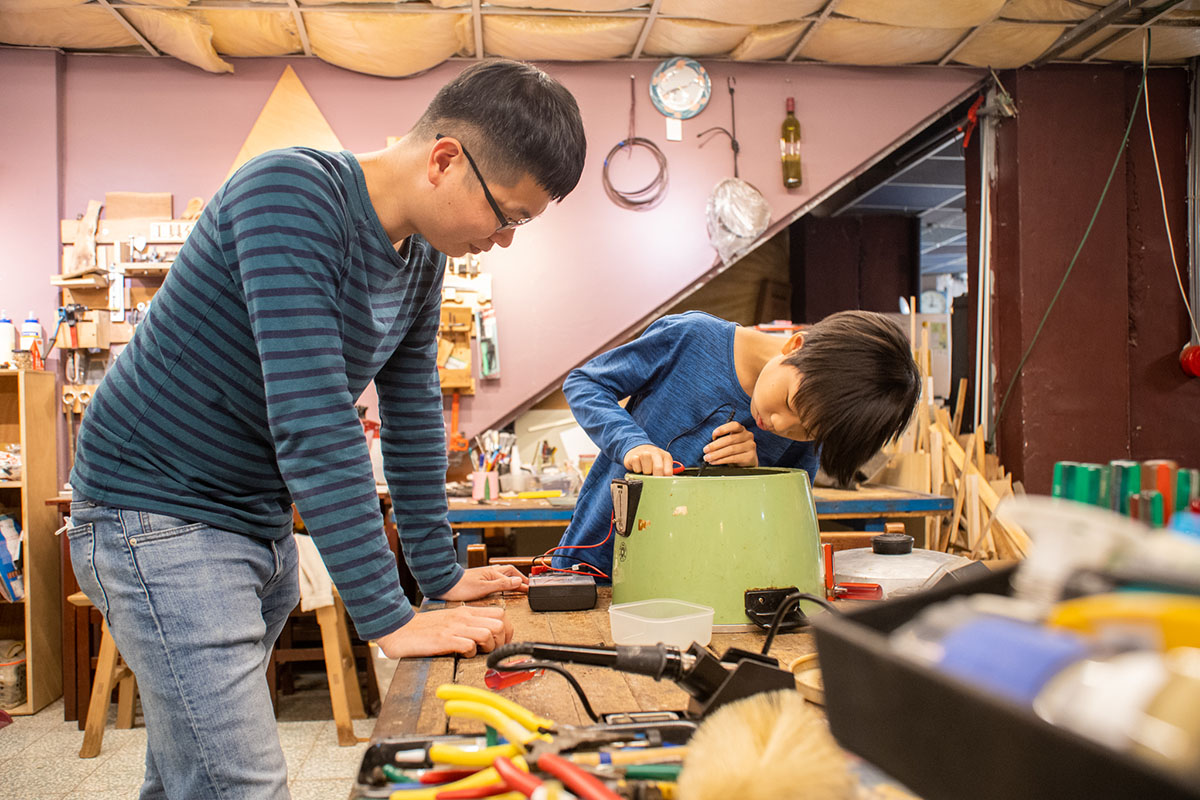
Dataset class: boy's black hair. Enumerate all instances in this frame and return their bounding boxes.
[785,310,922,486]
[413,59,586,202]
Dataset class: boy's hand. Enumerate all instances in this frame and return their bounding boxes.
[375,605,512,659]
[702,421,758,467]
[623,444,674,476]
[435,565,529,601]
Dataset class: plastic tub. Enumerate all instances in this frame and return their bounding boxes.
[609,598,714,648]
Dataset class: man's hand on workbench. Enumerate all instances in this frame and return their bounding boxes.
[375,605,513,658]
[435,565,529,601]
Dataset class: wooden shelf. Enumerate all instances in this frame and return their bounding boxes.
[0,371,60,715]
[113,262,171,277]
[50,275,109,290]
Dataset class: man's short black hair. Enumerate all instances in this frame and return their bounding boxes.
[785,310,922,486]
[414,59,586,202]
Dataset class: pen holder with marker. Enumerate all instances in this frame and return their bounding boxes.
[471,471,499,501]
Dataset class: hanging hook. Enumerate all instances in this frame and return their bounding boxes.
[694,76,740,177]
[627,75,637,158]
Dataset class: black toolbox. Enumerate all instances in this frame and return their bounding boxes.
[811,567,1200,800]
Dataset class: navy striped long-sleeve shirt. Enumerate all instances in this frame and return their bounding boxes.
[71,147,461,639]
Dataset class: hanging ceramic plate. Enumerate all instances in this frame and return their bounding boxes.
[649,57,711,120]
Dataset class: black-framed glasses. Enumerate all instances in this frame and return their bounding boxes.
[436,133,532,233]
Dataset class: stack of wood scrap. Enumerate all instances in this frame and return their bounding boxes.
[871,320,1031,561]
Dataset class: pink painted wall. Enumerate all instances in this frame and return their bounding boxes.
[4,50,980,439]
[0,49,62,347]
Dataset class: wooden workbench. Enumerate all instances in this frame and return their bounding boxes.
[366,591,922,798]
[372,588,816,741]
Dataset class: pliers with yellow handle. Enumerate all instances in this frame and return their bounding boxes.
[389,685,554,769]
[436,684,556,732]
[436,686,622,800]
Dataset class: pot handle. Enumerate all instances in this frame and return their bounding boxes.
[610,478,643,537]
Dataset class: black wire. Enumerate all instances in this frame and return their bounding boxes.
[603,74,668,211]
[603,138,669,211]
[665,403,736,455]
[489,657,600,722]
[759,591,838,656]
[696,408,736,477]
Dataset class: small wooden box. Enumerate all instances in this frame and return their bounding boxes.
[54,310,111,350]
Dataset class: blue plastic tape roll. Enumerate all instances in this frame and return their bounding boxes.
[936,617,1091,706]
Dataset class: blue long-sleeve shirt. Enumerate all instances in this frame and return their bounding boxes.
[71,147,461,640]
[553,312,818,577]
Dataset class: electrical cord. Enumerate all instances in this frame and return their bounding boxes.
[758,591,838,657]
[1142,31,1200,344]
[990,37,1150,448]
[603,76,668,211]
[665,403,736,454]
[41,312,66,359]
[696,409,736,477]
[487,648,601,722]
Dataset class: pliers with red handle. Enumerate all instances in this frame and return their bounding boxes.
[494,753,619,800]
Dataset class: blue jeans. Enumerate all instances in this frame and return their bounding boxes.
[67,498,299,800]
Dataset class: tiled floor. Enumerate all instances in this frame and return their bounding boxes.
[0,678,374,800]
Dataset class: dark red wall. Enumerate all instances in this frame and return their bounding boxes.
[790,214,920,323]
[984,65,1199,492]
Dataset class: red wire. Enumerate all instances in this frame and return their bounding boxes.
[535,513,615,579]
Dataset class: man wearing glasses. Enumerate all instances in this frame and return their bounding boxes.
[67,60,586,799]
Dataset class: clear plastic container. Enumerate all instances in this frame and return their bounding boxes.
[609,598,713,648]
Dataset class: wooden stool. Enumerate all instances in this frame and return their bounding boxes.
[268,593,368,746]
[67,592,137,759]
[314,594,368,746]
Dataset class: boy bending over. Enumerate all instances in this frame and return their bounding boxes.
[552,310,921,577]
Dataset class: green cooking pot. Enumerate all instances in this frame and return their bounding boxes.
[610,466,824,627]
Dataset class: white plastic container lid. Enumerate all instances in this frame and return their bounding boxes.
[609,598,714,648]
[834,533,972,599]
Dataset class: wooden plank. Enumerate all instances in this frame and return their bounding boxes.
[225,66,343,182]
[951,377,968,437]
[62,216,178,245]
[21,371,61,714]
[965,474,981,554]
[374,629,454,740]
[935,422,1033,555]
[104,191,172,220]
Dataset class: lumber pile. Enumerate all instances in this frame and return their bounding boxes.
[872,320,1031,560]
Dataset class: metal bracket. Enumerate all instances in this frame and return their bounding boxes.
[108,251,126,323]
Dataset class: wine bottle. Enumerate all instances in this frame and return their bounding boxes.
[781,97,802,189]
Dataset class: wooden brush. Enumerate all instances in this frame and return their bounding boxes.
[675,689,854,800]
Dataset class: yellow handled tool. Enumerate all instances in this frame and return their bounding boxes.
[1048,592,1200,650]
[443,699,553,752]
[388,756,530,800]
[436,683,556,732]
